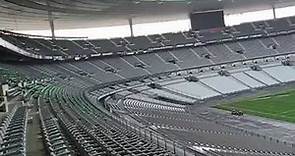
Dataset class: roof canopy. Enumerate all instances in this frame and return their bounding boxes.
[1,0,295,30]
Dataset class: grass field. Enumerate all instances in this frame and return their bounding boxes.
[216,89,295,123]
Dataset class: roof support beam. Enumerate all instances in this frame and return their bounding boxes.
[46,0,55,39]
[48,11,55,39]
[273,6,276,19]
[129,18,134,37]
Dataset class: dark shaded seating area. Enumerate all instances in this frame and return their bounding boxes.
[1,16,295,59]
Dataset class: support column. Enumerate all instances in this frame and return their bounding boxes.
[46,0,55,39]
[128,18,134,37]
[48,11,55,39]
[273,6,276,20]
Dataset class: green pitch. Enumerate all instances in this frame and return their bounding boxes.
[216,89,295,123]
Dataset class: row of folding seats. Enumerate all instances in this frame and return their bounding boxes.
[48,86,126,155]
[73,91,171,155]
[0,34,42,56]
[198,29,231,42]
[91,124,171,156]
[53,85,172,155]
[235,18,295,37]
[64,120,109,155]
[52,96,110,156]
[234,23,263,37]
[0,106,27,156]
[50,40,90,56]
[54,88,128,155]
[0,106,18,143]
[39,91,73,156]
[0,35,47,56]
[124,98,186,112]
[125,36,162,50]
[265,18,293,33]
[162,32,196,45]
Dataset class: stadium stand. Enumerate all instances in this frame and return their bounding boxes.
[1,3,295,156]
[1,15,295,61]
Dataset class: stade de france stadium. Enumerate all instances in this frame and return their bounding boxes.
[2,0,295,156]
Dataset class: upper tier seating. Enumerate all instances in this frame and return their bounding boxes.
[266,18,294,33]
[1,16,295,59]
[198,29,231,42]
[162,32,196,46]
[233,23,264,37]
[125,36,161,50]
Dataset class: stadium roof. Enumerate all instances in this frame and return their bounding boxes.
[1,0,295,30]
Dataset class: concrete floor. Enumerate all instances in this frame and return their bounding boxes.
[26,97,46,156]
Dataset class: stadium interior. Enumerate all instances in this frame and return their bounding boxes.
[1,0,295,156]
